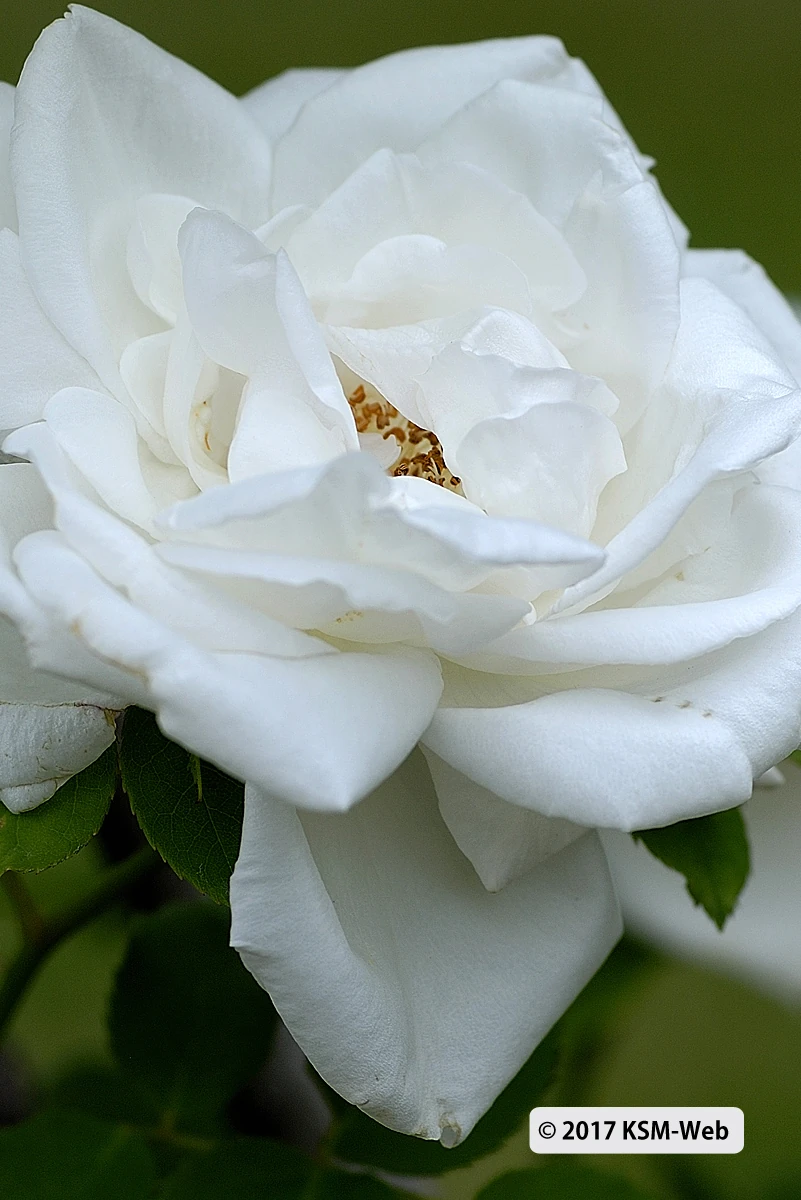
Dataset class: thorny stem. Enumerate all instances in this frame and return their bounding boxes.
[0,845,159,1043]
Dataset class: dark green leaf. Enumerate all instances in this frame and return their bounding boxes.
[633,807,750,930]
[120,707,244,904]
[476,1165,658,1200]
[0,1111,155,1199]
[161,1138,311,1199]
[47,1064,160,1127]
[109,901,276,1132]
[330,1027,559,1176]
[0,747,116,874]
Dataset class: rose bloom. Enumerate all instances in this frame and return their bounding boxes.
[2,6,801,1144]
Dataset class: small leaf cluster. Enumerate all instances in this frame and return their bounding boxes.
[0,898,661,1197]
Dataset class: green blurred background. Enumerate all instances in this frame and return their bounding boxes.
[3,0,801,292]
[1,3,800,1196]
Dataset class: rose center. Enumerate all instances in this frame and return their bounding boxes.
[348,384,463,494]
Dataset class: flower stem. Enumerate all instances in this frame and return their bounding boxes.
[0,845,159,1044]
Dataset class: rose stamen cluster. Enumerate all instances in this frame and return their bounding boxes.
[348,381,463,491]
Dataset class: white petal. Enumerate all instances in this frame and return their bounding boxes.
[558,177,681,431]
[272,38,584,209]
[12,533,443,810]
[243,68,345,143]
[322,233,532,329]
[118,330,175,453]
[685,248,801,491]
[12,7,272,389]
[327,305,570,430]
[0,83,17,233]
[0,230,101,430]
[423,683,753,831]
[42,388,160,529]
[685,248,801,386]
[178,210,356,476]
[156,541,529,656]
[417,346,625,537]
[755,765,784,788]
[0,465,118,810]
[162,312,228,490]
[418,79,638,230]
[230,751,620,1140]
[464,484,801,671]
[126,193,197,323]
[423,748,585,892]
[553,278,801,616]
[287,151,584,320]
[0,674,115,813]
[158,452,605,593]
[602,758,801,1004]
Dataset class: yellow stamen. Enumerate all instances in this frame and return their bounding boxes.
[348,384,463,494]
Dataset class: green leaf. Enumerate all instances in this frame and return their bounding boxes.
[47,1064,161,1127]
[119,707,244,904]
[109,901,276,1133]
[161,1139,312,1199]
[0,1111,155,1199]
[0,747,117,874]
[476,1166,658,1199]
[329,1027,559,1177]
[632,807,750,930]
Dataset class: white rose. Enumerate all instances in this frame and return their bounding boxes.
[2,6,801,1144]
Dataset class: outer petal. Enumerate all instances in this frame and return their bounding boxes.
[428,510,801,832]
[602,760,801,1005]
[0,83,16,233]
[0,648,116,814]
[272,38,586,209]
[422,748,585,892]
[0,231,102,430]
[685,248,801,387]
[423,683,754,831]
[11,531,443,811]
[11,6,272,389]
[230,750,620,1141]
[685,248,801,489]
[0,463,118,811]
[243,68,345,144]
